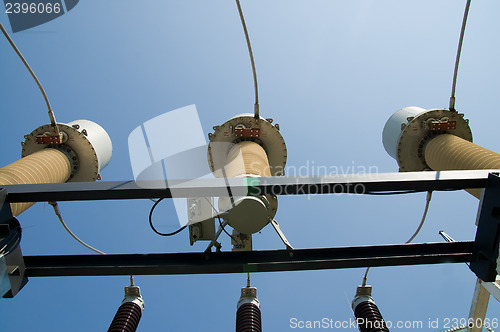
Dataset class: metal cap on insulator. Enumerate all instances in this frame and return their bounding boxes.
[21,119,113,182]
[108,278,144,332]
[352,285,389,332]
[236,276,262,332]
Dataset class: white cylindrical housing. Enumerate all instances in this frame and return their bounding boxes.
[22,119,113,182]
[66,120,113,172]
[382,107,472,171]
[382,106,427,160]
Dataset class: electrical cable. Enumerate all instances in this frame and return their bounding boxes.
[148,198,187,236]
[0,21,59,136]
[361,191,433,286]
[365,190,421,195]
[365,188,458,195]
[449,0,472,112]
[235,0,260,119]
[49,201,106,255]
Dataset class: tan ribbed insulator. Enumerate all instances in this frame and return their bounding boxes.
[425,134,500,199]
[225,141,272,178]
[0,149,71,216]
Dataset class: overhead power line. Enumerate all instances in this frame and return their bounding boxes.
[449,0,472,112]
[235,0,260,119]
[0,21,60,135]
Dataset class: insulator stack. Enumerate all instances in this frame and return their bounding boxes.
[0,149,71,216]
[225,141,272,178]
[0,120,112,216]
[236,280,262,332]
[424,134,500,198]
[208,114,286,238]
[354,301,389,332]
[108,302,143,332]
[352,286,389,332]
[236,302,262,332]
[383,106,500,199]
[108,281,145,332]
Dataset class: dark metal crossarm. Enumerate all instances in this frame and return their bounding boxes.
[23,242,473,277]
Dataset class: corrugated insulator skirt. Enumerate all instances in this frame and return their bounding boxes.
[236,303,262,332]
[108,302,143,332]
[354,300,389,332]
[0,149,71,216]
[225,141,271,178]
[425,134,500,199]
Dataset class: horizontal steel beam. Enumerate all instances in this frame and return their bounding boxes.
[2,170,497,202]
[24,242,473,277]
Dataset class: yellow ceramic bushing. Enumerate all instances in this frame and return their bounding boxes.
[425,134,500,198]
[0,149,71,216]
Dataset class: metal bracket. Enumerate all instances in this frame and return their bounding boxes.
[470,173,500,282]
[187,197,215,245]
[204,219,229,253]
[270,219,293,250]
[0,188,27,298]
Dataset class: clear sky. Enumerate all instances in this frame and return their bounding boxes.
[0,1,499,331]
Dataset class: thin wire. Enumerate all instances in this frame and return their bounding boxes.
[49,201,106,255]
[0,229,21,257]
[235,0,259,119]
[0,21,59,135]
[148,198,187,236]
[449,0,472,112]
[365,190,420,196]
[204,197,243,247]
[362,191,433,286]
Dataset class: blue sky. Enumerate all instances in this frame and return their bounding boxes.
[1,1,499,331]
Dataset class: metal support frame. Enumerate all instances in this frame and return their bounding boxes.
[23,242,473,277]
[0,189,27,298]
[471,173,500,282]
[0,170,498,294]
[468,278,491,332]
[2,170,495,202]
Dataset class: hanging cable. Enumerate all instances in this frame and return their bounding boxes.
[148,198,187,236]
[449,0,472,112]
[362,191,433,286]
[0,21,60,136]
[235,0,260,119]
[49,201,105,255]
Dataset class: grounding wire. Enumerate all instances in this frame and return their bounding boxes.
[235,0,260,119]
[361,191,433,286]
[0,21,59,136]
[148,198,187,236]
[49,201,106,255]
[449,0,472,112]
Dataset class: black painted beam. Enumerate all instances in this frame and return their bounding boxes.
[24,242,473,277]
[1,170,495,203]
